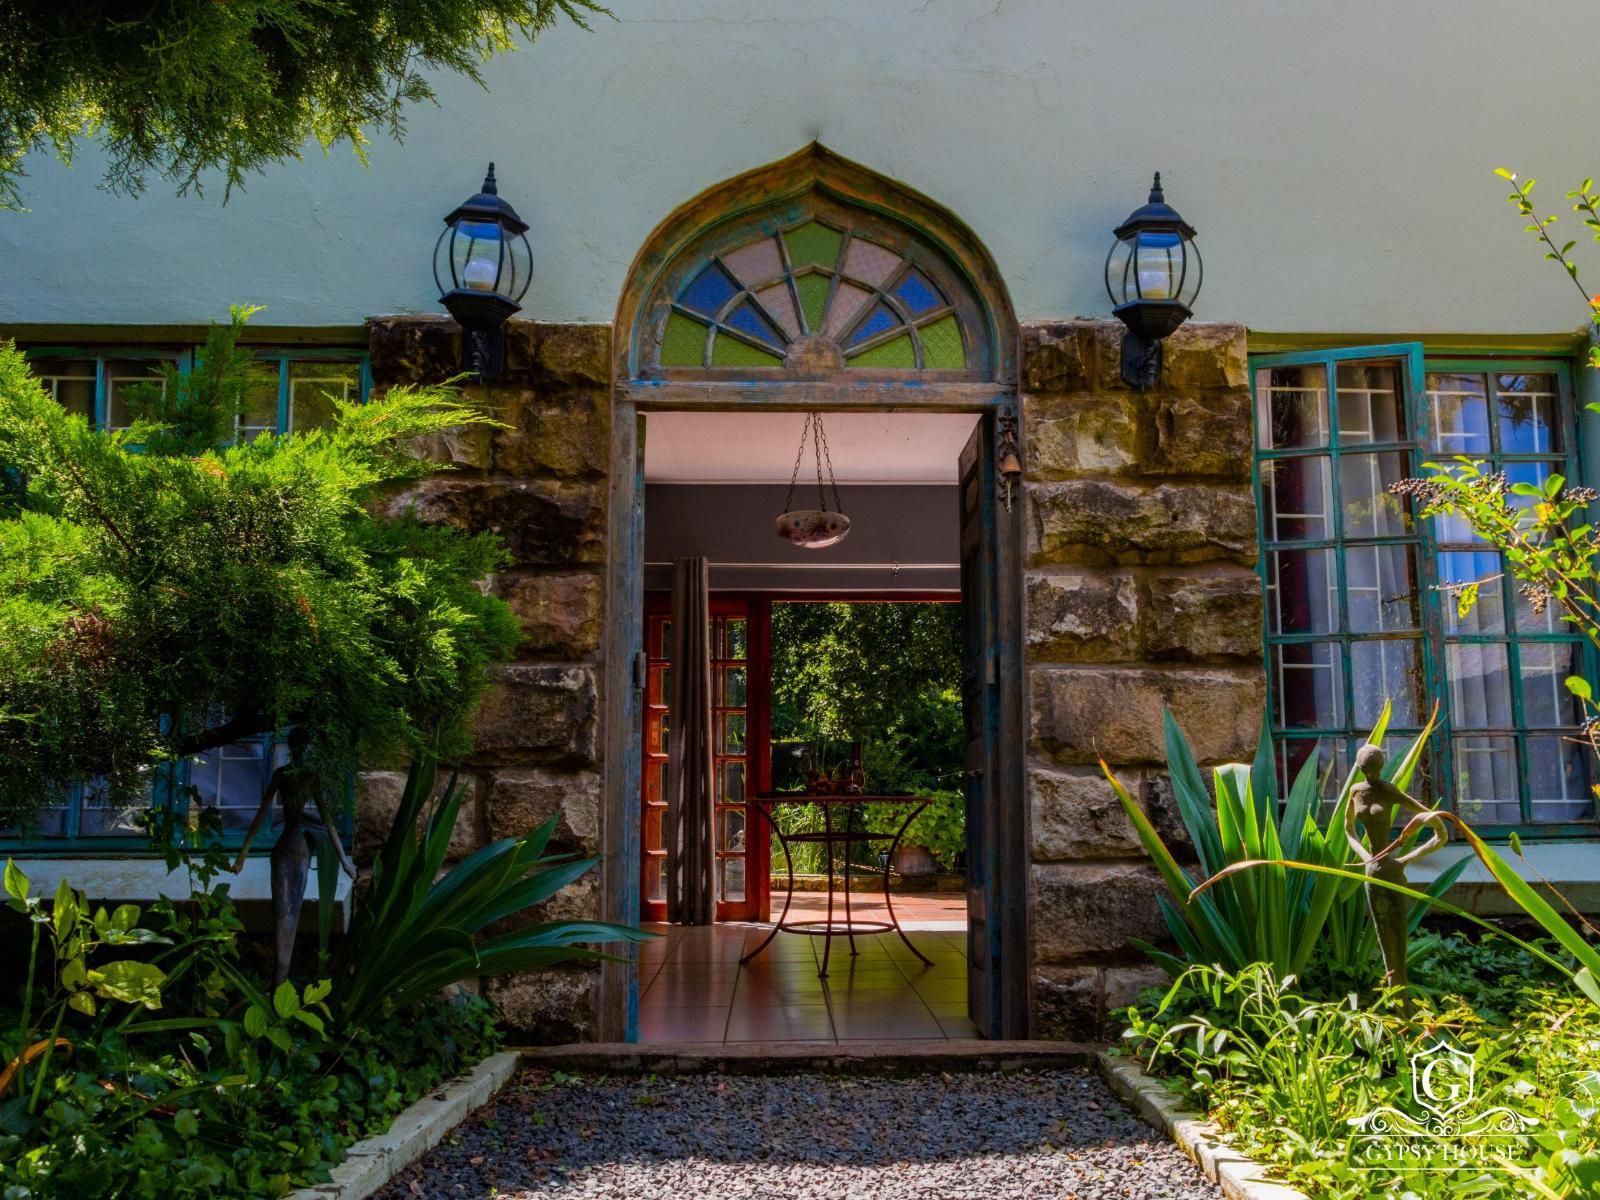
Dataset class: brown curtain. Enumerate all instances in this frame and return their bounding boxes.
[666,556,716,925]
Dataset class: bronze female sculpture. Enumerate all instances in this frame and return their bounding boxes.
[1345,745,1451,991]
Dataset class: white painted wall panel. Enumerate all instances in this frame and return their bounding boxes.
[0,0,1593,334]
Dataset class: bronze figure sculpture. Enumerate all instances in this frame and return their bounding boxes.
[1344,745,1451,991]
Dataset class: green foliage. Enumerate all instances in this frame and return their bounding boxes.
[334,751,651,1026]
[1105,705,1448,981]
[1,854,501,1197]
[1122,950,1600,1198]
[120,307,270,456]
[0,0,608,208]
[0,316,520,833]
[769,602,965,872]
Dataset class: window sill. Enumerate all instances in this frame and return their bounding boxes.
[1410,841,1600,915]
[10,856,352,932]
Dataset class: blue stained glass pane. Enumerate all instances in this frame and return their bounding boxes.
[724,302,783,348]
[848,303,900,346]
[680,264,739,318]
[893,270,942,316]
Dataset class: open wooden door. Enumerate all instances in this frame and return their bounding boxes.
[958,409,1028,1039]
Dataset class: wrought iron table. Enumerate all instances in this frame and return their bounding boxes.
[741,792,936,976]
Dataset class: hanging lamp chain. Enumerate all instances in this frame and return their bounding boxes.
[781,411,844,514]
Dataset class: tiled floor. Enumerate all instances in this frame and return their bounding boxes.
[638,916,976,1045]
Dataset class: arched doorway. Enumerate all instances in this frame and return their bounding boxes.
[599,145,1027,1042]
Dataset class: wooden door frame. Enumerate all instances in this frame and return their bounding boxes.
[598,386,1029,1042]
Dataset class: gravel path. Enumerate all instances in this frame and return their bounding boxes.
[376,1067,1218,1199]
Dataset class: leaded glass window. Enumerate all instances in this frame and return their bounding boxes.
[1252,344,1596,832]
[639,204,989,377]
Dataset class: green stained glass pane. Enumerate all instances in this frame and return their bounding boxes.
[847,333,916,369]
[661,312,708,366]
[784,222,845,270]
[711,334,782,368]
[918,315,966,369]
[794,274,830,334]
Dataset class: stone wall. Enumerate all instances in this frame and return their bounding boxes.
[363,316,612,1042]
[1020,321,1265,1039]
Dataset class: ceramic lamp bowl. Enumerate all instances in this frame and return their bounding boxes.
[776,509,851,549]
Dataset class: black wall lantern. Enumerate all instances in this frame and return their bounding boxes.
[1104,172,1202,390]
[433,163,533,380]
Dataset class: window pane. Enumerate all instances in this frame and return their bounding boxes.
[722,760,746,805]
[191,741,283,831]
[645,759,665,804]
[721,856,746,902]
[1439,551,1506,634]
[1496,373,1563,454]
[724,666,747,707]
[644,805,663,852]
[1335,361,1404,443]
[1346,545,1419,633]
[1454,735,1520,823]
[724,618,748,661]
[720,808,746,852]
[1268,548,1338,634]
[1277,737,1349,802]
[239,374,279,443]
[1351,639,1423,726]
[1338,452,1411,538]
[1425,373,1491,454]
[1527,735,1594,822]
[1504,462,1555,525]
[648,856,666,901]
[1263,456,1332,541]
[106,360,170,430]
[1272,642,1344,729]
[289,361,360,432]
[1255,364,1329,449]
[1447,643,1513,728]
[721,713,746,755]
[31,359,97,421]
[1518,642,1584,727]
[79,777,147,836]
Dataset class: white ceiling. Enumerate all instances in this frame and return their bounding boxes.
[643,412,980,484]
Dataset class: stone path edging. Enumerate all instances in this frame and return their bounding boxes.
[284,1051,521,1200]
[520,1038,1100,1074]
[1097,1050,1309,1200]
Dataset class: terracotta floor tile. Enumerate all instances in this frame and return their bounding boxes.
[637,1006,730,1042]
[642,979,738,1007]
[725,1005,836,1043]
[832,1012,945,1040]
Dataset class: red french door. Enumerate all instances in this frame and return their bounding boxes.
[640,596,770,923]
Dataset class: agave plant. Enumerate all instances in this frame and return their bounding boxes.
[1103,704,1461,981]
[333,753,650,1026]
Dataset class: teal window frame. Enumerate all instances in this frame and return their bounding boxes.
[6,343,370,854]
[1251,342,1598,838]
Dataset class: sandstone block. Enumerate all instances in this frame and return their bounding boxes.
[367,316,460,387]
[1032,965,1102,1040]
[1027,480,1256,567]
[1103,964,1172,1016]
[486,965,598,1042]
[354,769,481,866]
[1029,665,1264,766]
[1020,322,1099,394]
[1094,322,1246,393]
[493,388,609,479]
[1145,389,1253,481]
[1141,568,1263,661]
[1026,572,1140,662]
[472,665,599,763]
[387,477,606,567]
[497,571,603,658]
[1029,766,1143,861]
[1032,861,1169,961]
[1025,392,1143,480]
[484,767,602,851]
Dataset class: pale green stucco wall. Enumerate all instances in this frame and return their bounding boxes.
[0,0,1594,334]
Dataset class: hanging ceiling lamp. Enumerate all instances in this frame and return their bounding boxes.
[776,412,851,549]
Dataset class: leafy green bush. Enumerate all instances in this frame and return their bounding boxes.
[1122,949,1600,1199]
[335,752,650,1025]
[1103,706,1455,982]
[1,854,500,1198]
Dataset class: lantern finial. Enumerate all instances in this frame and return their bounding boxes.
[1149,171,1163,204]
[482,163,498,195]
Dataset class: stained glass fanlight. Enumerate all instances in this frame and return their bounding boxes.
[654,220,971,372]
